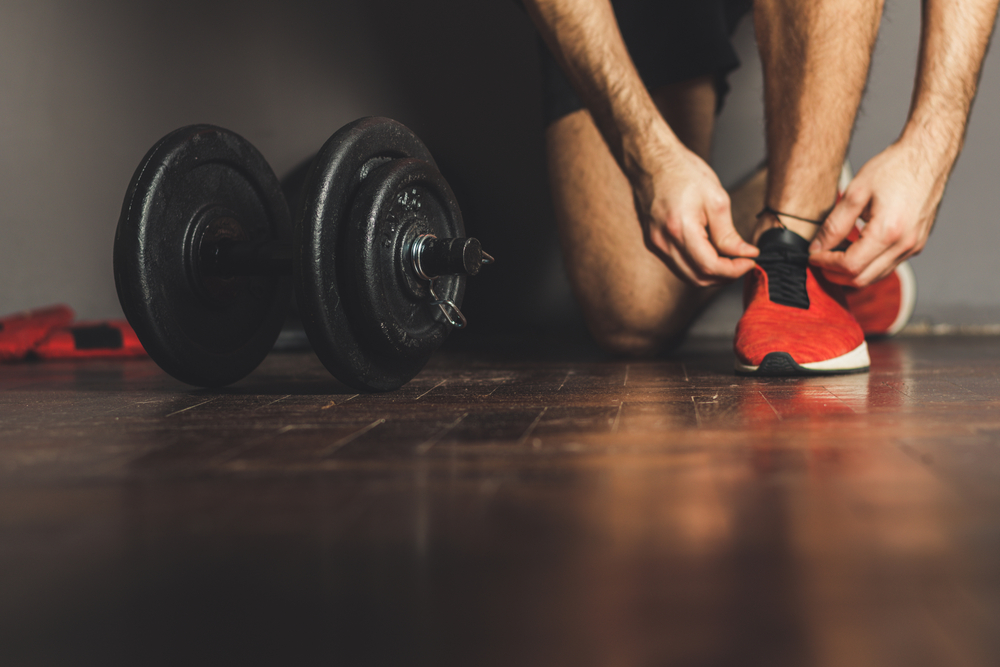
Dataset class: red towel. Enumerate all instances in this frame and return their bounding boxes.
[32,320,146,359]
[0,305,75,361]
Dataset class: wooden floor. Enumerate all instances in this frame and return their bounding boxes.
[3,336,1000,666]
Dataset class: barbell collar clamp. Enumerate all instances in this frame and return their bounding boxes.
[410,234,493,280]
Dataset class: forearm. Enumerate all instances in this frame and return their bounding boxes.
[811,0,1000,283]
[901,0,999,167]
[523,0,757,283]
[522,0,682,182]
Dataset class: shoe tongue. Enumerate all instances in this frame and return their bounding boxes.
[757,227,810,253]
[756,228,810,309]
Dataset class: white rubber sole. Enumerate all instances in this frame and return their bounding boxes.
[838,161,853,193]
[735,341,871,376]
[886,260,916,336]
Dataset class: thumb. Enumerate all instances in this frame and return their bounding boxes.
[810,185,869,253]
[707,209,759,259]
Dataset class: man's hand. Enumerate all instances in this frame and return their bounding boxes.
[808,139,948,287]
[631,141,758,286]
[524,0,757,287]
[809,0,999,287]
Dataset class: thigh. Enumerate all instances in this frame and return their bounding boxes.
[545,82,718,354]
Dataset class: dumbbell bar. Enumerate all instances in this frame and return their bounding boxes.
[201,232,491,280]
[114,117,490,391]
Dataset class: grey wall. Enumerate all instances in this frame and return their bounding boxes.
[0,0,553,334]
[0,0,997,339]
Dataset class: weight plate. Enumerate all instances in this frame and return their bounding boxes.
[114,125,291,387]
[345,158,464,361]
[296,117,460,392]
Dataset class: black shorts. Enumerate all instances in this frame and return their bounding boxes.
[540,0,754,126]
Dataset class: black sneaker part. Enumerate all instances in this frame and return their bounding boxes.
[736,351,870,377]
[756,228,811,310]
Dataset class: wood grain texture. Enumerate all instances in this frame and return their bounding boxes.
[2,336,1000,666]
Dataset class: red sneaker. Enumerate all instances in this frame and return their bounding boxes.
[734,228,869,376]
[843,262,915,337]
[834,227,916,337]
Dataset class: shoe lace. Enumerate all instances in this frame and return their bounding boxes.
[757,246,810,309]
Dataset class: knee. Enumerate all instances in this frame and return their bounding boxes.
[586,308,687,358]
[594,329,674,357]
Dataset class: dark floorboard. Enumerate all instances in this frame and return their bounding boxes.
[3,336,1000,666]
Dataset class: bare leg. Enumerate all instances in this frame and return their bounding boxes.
[547,76,761,355]
[754,0,885,241]
[730,166,768,243]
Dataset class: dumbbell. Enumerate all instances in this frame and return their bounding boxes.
[114,117,491,391]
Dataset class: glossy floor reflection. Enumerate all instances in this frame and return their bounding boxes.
[2,336,1000,666]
